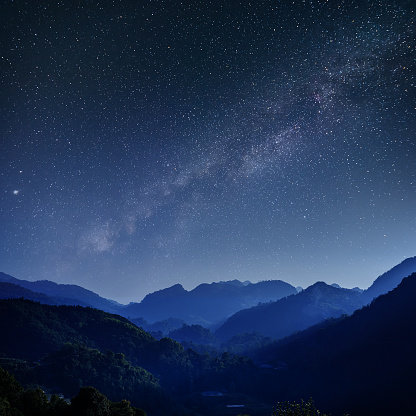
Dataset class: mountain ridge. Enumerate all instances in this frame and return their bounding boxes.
[122,279,298,325]
[215,281,363,340]
[0,272,120,313]
[361,256,416,303]
[2,255,416,331]
[255,272,416,415]
[214,257,416,341]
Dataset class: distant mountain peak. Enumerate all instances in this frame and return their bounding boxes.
[124,279,298,325]
[0,272,19,283]
[362,256,416,303]
[141,283,186,303]
[305,281,332,291]
[218,279,245,287]
[0,272,121,312]
[215,278,363,341]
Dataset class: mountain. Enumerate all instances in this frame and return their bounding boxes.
[331,282,363,292]
[0,298,260,414]
[122,279,298,325]
[141,283,188,301]
[255,272,416,415]
[0,272,297,326]
[0,297,155,362]
[168,324,219,346]
[361,256,416,303]
[0,281,96,307]
[0,282,59,304]
[3,255,415,332]
[0,272,120,313]
[129,317,186,338]
[215,282,363,340]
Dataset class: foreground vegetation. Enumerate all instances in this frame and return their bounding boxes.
[272,399,341,416]
[2,274,416,415]
[0,367,335,416]
[0,299,263,414]
[0,366,145,416]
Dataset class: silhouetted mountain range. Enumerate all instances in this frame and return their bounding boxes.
[213,257,416,340]
[122,279,298,325]
[1,256,415,340]
[361,256,416,303]
[254,272,416,415]
[215,282,363,340]
[1,258,416,415]
[0,272,297,326]
[0,298,259,414]
[0,272,120,313]
[0,282,63,305]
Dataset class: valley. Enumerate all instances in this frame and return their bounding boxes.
[1,257,416,415]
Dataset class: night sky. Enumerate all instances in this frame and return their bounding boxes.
[1,0,415,303]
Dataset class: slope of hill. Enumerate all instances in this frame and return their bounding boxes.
[361,256,416,303]
[0,272,120,313]
[0,298,155,362]
[122,279,298,325]
[4,256,415,331]
[0,298,260,414]
[215,282,363,340]
[255,273,416,415]
[0,282,94,307]
[0,282,58,304]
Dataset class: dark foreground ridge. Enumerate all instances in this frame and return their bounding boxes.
[1,259,416,415]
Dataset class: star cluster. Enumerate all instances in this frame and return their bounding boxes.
[1,0,415,302]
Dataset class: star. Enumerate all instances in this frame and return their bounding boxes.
[0,0,414,302]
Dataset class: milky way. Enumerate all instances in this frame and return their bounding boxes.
[1,0,415,302]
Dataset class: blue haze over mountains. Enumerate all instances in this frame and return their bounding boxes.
[254,272,416,415]
[1,0,415,412]
[1,270,415,415]
[1,258,416,414]
[1,256,416,341]
[123,279,297,325]
[215,282,363,340]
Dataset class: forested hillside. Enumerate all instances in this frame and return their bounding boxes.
[215,282,363,340]
[254,273,416,415]
[0,366,147,416]
[0,299,261,415]
[2,261,416,415]
[0,272,120,312]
